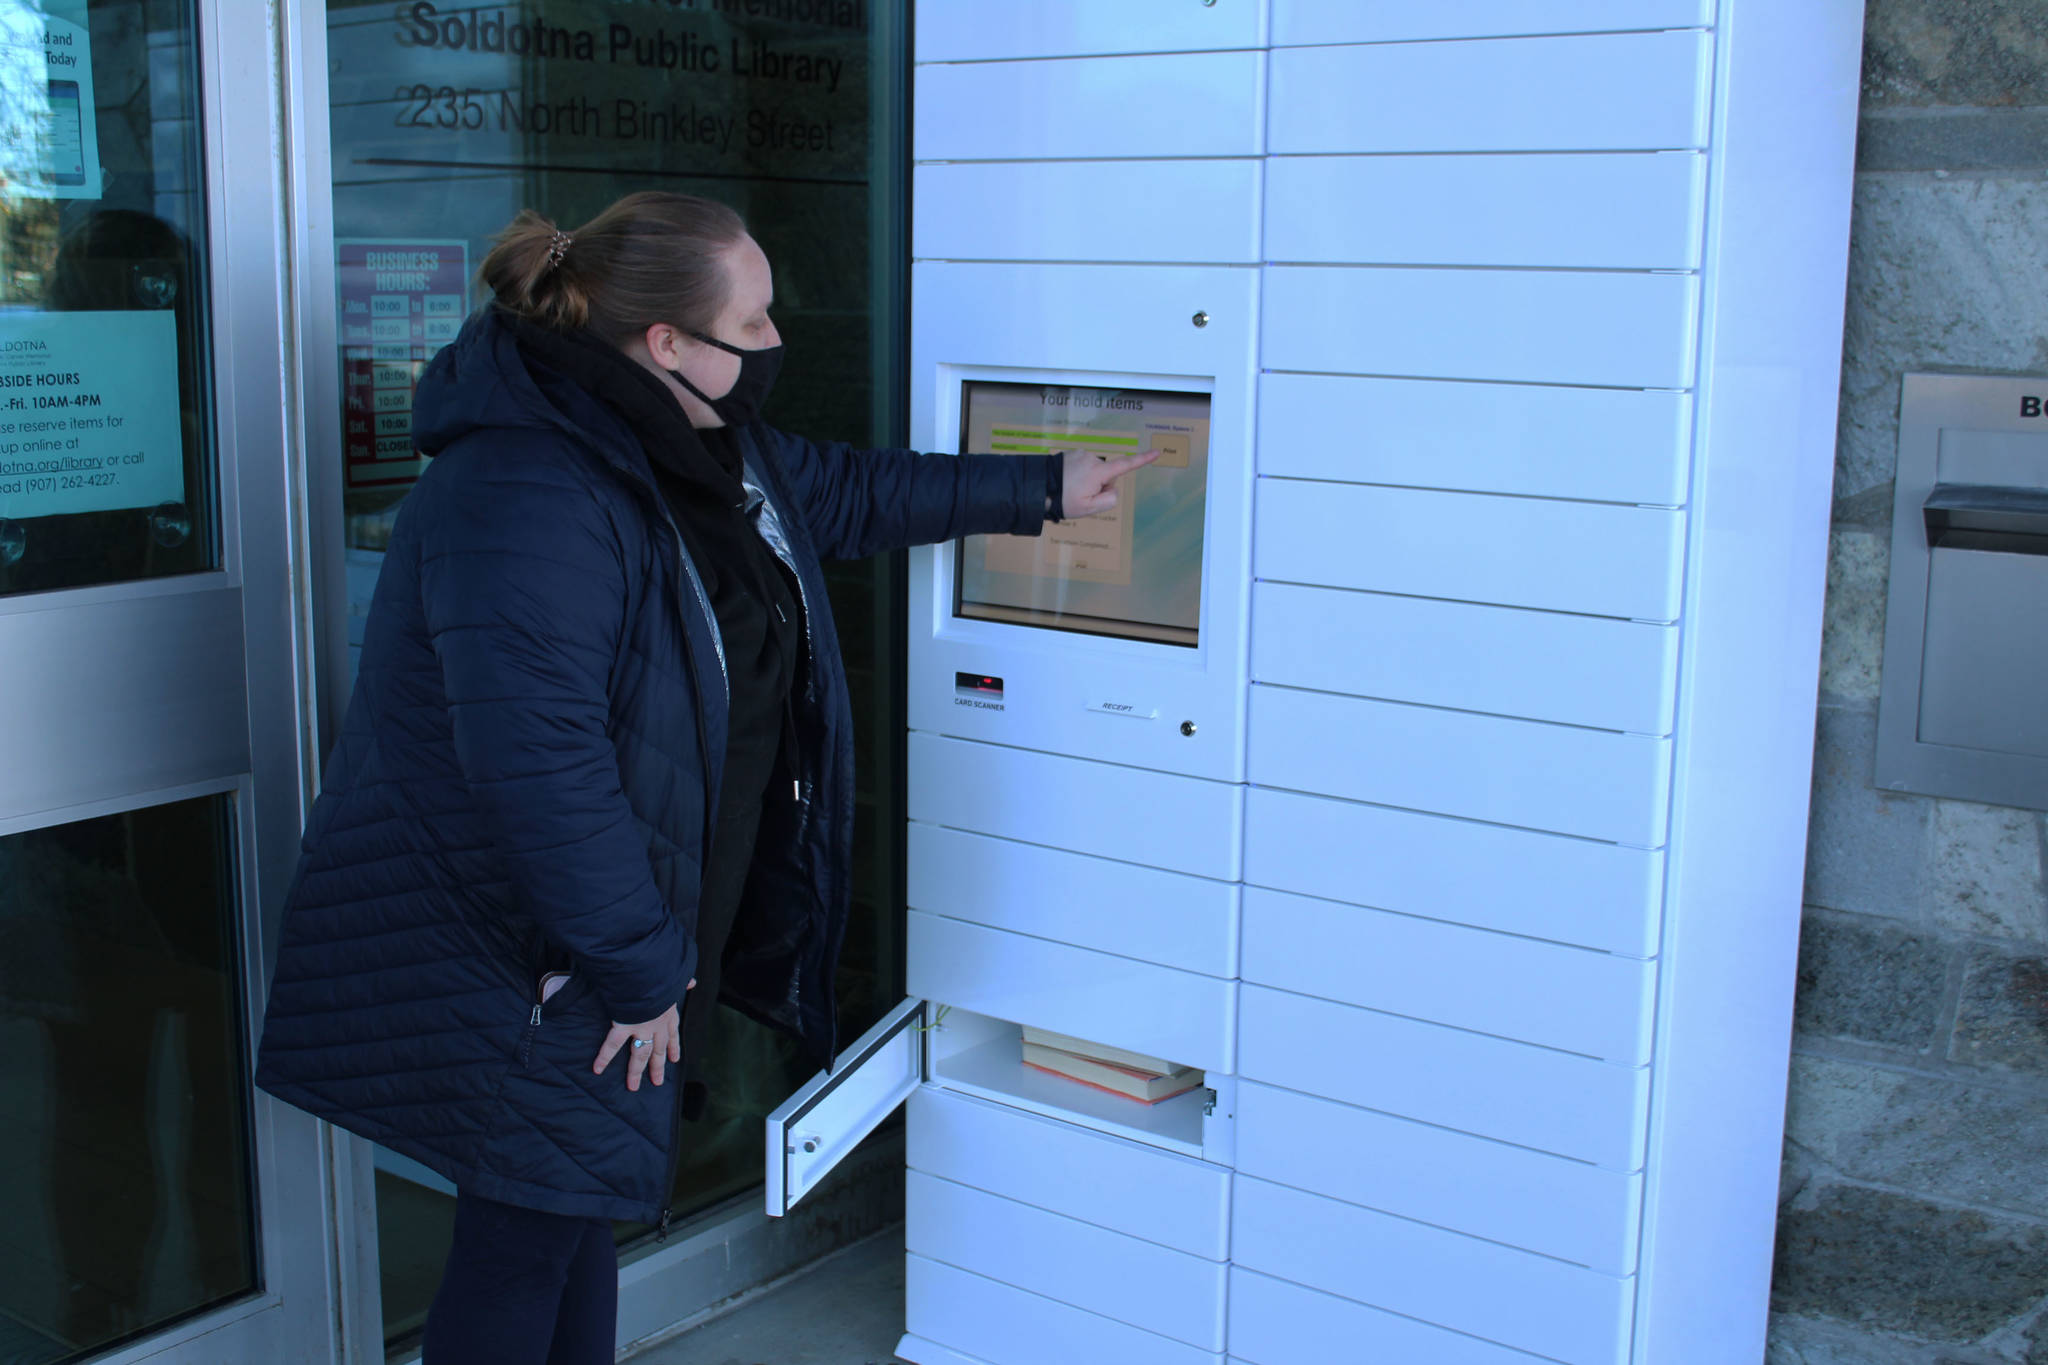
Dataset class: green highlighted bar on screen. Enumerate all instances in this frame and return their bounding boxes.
[989,428,1141,446]
[990,442,1058,453]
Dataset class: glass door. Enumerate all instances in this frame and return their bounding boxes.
[0,2,338,1362]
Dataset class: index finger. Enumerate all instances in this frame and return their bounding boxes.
[1106,449,1161,478]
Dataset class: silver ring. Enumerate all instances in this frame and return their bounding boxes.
[630,1037,650,1049]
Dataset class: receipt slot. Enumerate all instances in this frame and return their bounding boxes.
[1877,374,2048,809]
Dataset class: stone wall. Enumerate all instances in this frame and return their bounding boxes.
[1767,3,2048,1361]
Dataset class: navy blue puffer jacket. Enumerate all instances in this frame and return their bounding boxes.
[255,309,1052,1223]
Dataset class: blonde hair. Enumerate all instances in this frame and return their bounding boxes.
[478,192,747,341]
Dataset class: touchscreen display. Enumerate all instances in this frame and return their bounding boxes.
[954,381,1209,647]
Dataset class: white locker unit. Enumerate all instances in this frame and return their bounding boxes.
[1245,13,1694,1363]
[769,2,1863,1363]
[791,8,1265,1364]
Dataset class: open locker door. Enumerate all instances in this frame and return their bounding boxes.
[766,997,929,1215]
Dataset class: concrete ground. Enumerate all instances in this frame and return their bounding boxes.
[624,1225,909,1365]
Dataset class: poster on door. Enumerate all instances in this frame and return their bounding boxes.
[337,239,469,489]
[0,0,105,200]
[0,310,183,519]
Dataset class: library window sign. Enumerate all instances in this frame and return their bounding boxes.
[0,312,184,522]
[338,240,467,490]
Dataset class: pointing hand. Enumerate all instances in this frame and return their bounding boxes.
[1061,447,1161,520]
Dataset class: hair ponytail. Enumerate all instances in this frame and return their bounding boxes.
[479,209,594,331]
[478,193,746,343]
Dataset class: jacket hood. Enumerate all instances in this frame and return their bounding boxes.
[413,307,638,471]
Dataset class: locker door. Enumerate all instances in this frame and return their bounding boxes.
[764,997,929,1215]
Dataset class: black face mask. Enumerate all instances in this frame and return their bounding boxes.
[669,331,784,427]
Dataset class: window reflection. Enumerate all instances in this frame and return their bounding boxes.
[325,1,908,1345]
[0,795,256,1363]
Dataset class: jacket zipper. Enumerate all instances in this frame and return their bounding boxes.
[654,1065,688,1241]
[742,461,818,706]
[741,460,820,842]
[521,996,542,1067]
[666,514,728,697]
[648,499,722,1242]
[738,454,830,1035]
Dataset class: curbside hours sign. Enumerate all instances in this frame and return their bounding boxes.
[0,312,182,519]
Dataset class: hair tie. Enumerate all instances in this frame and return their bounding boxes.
[545,229,573,270]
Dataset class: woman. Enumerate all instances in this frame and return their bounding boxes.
[254,191,1151,1363]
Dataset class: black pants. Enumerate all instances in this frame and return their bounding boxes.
[422,1191,617,1365]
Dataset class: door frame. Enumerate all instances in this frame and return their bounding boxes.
[0,0,343,1361]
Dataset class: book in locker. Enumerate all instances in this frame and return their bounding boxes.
[1020,1043,1205,1105]
[1018,1026,1183,1076]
